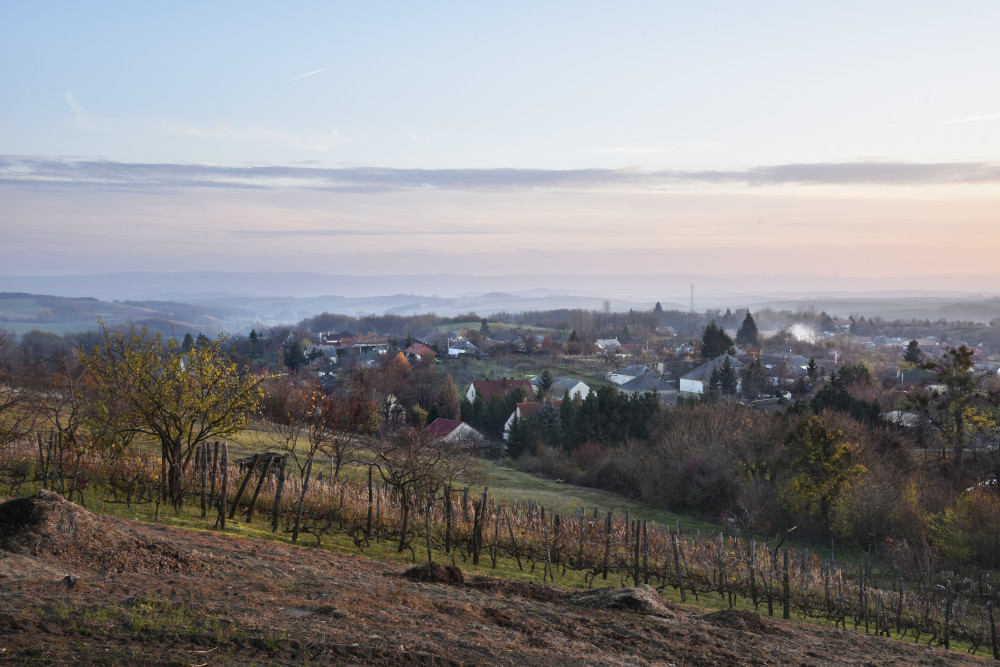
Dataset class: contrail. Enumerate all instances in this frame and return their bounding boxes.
[285,67,327,83]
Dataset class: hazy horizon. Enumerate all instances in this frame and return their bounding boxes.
[3,4,1000,284]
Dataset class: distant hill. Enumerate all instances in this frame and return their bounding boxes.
[0,292,255,336]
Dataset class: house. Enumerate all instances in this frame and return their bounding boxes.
[530,375,591,400]
[465,378,535,404]
[619,372,676,402]
[421,418,485,446]
[608,364,654,385]
[502,400,563,440]
[679,354,744,395]
[402,342,436,361]
[448,340,479,356]
[595,338,621,350]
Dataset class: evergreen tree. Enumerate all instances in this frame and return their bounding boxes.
[506,416,533,458]
[708,367,722,396]
[653,301,663,314]
[904,339,922,364]
[181,333,194,353]
[537,369,553,399]
[701,321,734,358]
[284,341,308,371]
[735,311,759,347]
[480,318,491,336]
[720,357,739,396]
[248,328,259,356]
[806,357,819,382]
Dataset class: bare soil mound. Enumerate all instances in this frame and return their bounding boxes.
[402,562,465,584]
[571,584,678,617]
[0,490,200,574]
[704,608,783,635]
[466,573,569,602]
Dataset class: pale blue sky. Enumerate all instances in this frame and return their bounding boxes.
[2,2,1000,285]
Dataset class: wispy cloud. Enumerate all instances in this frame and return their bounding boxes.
[586,146,663,156]
[284,67,327,83]
[230,228,508,238]
[5,156,1000,193]
[63,93,347,150]
[937,113,1000,125]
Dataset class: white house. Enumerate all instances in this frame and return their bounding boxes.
[502,400,563,440]
[531,375,591,400]
[608,364,653,385]
[679,354,744,395]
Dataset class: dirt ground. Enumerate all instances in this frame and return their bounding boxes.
[0,491,990,666]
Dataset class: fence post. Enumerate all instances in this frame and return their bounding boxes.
[782,549,790,620]
[633,520,640,587]
[217,443,228,530]
[200,443,208,518]
[505,508,523,572]
[672,531,686,603]
[229,453,260,519]
[944,580,952,650]
[271,454,288,533]
[989,600,999,660]
[642,520,649,585]
[367,465,375,542]
[602,510,612,581]
[292,456,313,545]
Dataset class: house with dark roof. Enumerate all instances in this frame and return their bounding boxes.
[619,372,676,401]
[679,354,744,395]
[465,378,535,404]
[608,363,654,385]
[530,375,590,400]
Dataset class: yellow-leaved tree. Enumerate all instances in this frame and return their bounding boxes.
[81,324,265,508]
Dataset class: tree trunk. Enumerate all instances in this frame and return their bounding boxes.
[398,493,410,553]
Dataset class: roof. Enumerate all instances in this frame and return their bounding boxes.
[403,342,436,356]
[619,373,673,393]
[681,354,744,383]
[421,418,465,441]
[615,364,653,377]
[470,379,534,403]
[512,400,563,420]
[530,376,588,395]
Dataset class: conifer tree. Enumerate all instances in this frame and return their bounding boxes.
[735,311,759,347]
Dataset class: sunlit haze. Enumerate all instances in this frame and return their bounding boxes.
[3,2,1000,293]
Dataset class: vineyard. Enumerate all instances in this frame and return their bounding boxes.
[4,433,1000,660]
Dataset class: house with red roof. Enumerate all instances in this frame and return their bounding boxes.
[403,342,436,361]
[502,399,562,440]
[421,418,485,446]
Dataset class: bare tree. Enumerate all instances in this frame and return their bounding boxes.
[369,428,474,553]
[0,327,38,454]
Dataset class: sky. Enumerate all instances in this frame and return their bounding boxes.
[2,2,1000,293]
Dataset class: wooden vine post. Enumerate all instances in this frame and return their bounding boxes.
[782,549,790,620]
[672,531,685,603]
[292,456,313,545]
[245,455,277,523]
[229,453,261,519]
[217,442,229,530]
[271,454,288,533]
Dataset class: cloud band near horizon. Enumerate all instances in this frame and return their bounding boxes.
[3,156,1000,193]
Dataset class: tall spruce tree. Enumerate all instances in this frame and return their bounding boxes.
[735,311,759,347]
[701,321,734,358]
